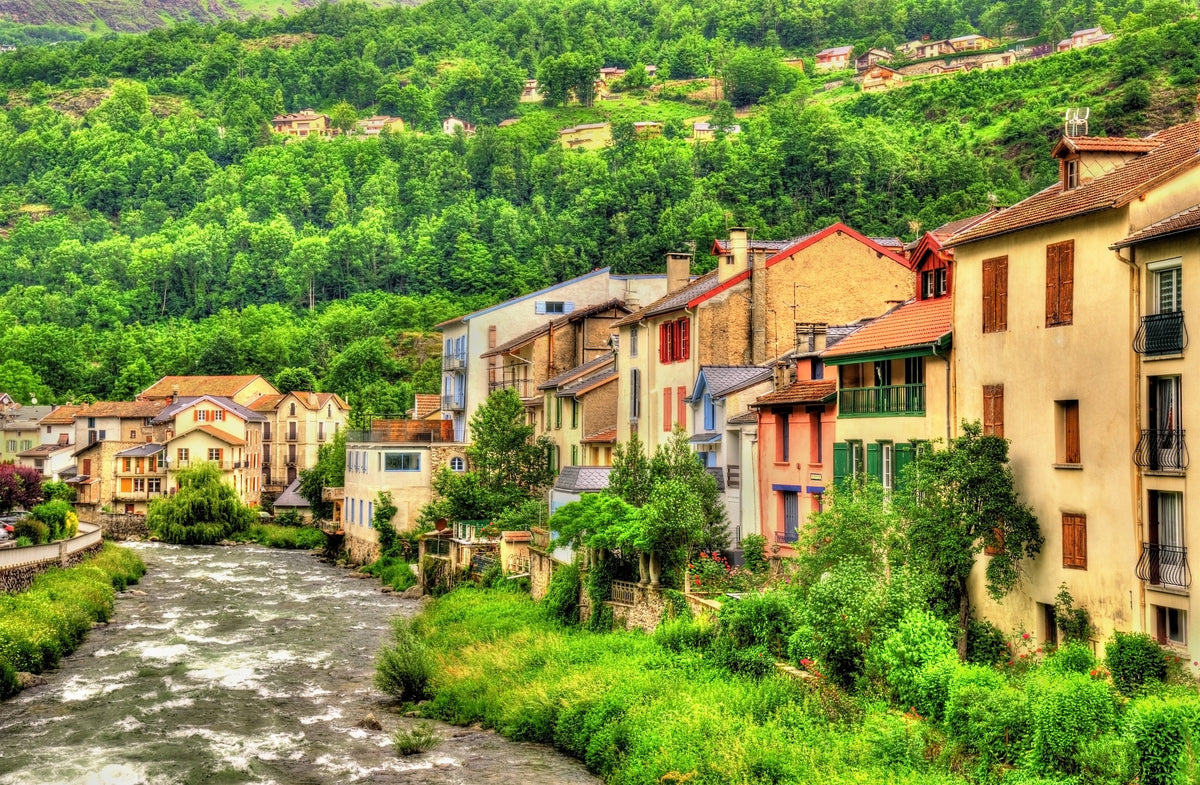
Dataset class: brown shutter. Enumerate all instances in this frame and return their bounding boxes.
[1062,513,1087,569]
[1046,243,1060,326]
[1065,401,1080,463]
[663,388,673,431]
[677,386,686,430]
[1059,241,1074,324]
[983,384,1004,438]
[982,257,995,332]
[996,256,1008,330]
[1156,606,1168,644]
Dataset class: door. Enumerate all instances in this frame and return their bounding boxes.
[783,492,799,543]
[1148,377,1181,469]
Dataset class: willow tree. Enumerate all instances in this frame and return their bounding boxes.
[898,421,1042,659]
[148,463,255,545]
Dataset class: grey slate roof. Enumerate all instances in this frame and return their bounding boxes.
[115,443,166,458]
[554,466,613,492]
[699,366,774,398]
[1,405,53,429]
[274,478,310,509]
[537,354,614,391]
[149,396,269,425]
[557,368,618,398]
[612,270,722,327]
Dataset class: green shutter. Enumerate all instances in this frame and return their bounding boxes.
[894,443,915,491]
[833,442,849,488]
[867,442,882,480]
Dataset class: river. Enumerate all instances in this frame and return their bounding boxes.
[0,543,600,785]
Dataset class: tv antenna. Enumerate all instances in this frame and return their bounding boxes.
[1065,107,1089,138]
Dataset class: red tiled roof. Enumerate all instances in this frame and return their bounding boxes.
[949,121,1200,246]
[190,424,247,447]
[751,380,837,407]
[248,394,286,412]
[1055,136,1163,154]
[139,376,275,400]
[823,297,952,360]
[581,427,617,443]
[1112,203,1200,248]
[75,400,167,418]
[40,405,85,425]
[412,394,441,419]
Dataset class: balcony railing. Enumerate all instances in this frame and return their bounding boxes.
[1134,311,1187,356]
[775,531,799,544]
[113,489,167,501]
[1133,429,1189,471]
[489,378,535,398]
[839,383,925,417]
[530,526,550,550]
[442,354,467,371]
[346,419,455,444]
[1135,542,1191,589]
[442,394,465,411]
[610,579,638,605]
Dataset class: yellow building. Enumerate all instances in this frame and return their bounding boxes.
[248,391,349,489]
[271,111,333,138]
[151,395,267,506]
[947,120,1200,651]
[138,375,278,407]
[355,115,404,136]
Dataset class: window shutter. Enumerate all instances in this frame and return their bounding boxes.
[1156,606,1168,644]
[1062,513,1087,569]
[983,384,1004,438]
[679,318,690,360]
[663,388,673,431]
[893,442,915,491]
[631,369,640,418]
[995,256,1008,331]
[677,386,686,430]
[1060,242,1074,324]
[1065,402,1080,463]
[194,409,199,421]
[535,301,547,314]
[866,443,882,480]
[982,257,995,332]
[1046,243,1060,326]
[563,302,576,314]
[832,443,849,488]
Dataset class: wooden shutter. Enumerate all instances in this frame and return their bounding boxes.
[983,384,1004,437]
[1046,241,1074,326]
[833,443,849,488]
[893,442,915,491]
[982,257,994,332]
[1045,244,1060,326]
[1064,401,1080,463]
[1062,513,1087,569]
[995,256,1008,330]
[659,324,669,362]
[83,458,92,475]
[866,442,882,480]
[1155,606,1168,644]
[677,386,686,430]
[663,388,673,431]
[679,317,690,360]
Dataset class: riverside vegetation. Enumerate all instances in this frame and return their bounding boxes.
[0,543,146,699]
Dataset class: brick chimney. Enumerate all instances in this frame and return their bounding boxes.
[666,252,691,294]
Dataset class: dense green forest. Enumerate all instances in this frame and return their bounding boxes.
[0,0,1198,409]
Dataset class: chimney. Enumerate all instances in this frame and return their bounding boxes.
[796,323,829,353]
[666,252,691,294]
[721,228,750,283]
[171,384,179,404]
[308,391,318,408]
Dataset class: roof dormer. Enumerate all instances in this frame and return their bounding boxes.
[1051,134,1162,190]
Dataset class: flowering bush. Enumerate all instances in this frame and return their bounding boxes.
[688,550,755,592]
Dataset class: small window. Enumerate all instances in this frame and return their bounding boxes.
[1155,605,1187,646]
[384,452,421,471]
[450,456,465,472]
[289,403,296,416]
[544,301,566,314]
[1056,400,1081,465]
[923,270,936,299]
[776,411,790,462]
[881,442,894,492]
[630,326,639,357]
[129,430,137,439]
[1062,512,1087,569]
[214,410,224,421]
[905,357,925,385]
[935,268,948,296]
[983,385,1004,437]
[1065,159,1079,190]
[208,448,223,462]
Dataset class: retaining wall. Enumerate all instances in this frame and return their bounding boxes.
[0,523,105,594]
[96,513,149,541]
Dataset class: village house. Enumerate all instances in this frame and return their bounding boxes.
[542,355,620,510]
[520,79,541,102]
[442,116,476,136]
[271,110,333,138]
[138,375,278,407]
[861,64,903,92]
[946,118,1200,652]
[899,38,957,59]
[67,400,169,517]
[248,391,349,489]
[1,404,51,464]
[692,122,742,142]
[559,122,612,151]
[408,394,442,421]
[855,48,893,73]
[948,34,993,51]
[354,115,404,136]
[815,45,854,71]
[1058,27,1115,52]
[149,395,267,506]
[13,405,81,480]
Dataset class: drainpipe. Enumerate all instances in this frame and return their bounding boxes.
[1117,245,1145,634]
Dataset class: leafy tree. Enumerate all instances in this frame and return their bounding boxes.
[795,477,905,590]
[722,47,796,106]
[0,463,44,513]
[329,100,358,135]
[606,431,652,507]
[298,428,347,520]
[898,421,1042,659]
[0,359,52,405]
[274,366,318,394]
[112,357,157,401]
[147,463,255,545]
[650,428,729,551]
[30,498,77,540]
[41,479,76,503]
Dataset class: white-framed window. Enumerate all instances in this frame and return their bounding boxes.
[450,456,465,471]
[882,442,894,492]
[207,448,222,462]
[630,326,639,357]
[1150,259,1183,314]
[384,452,421,472]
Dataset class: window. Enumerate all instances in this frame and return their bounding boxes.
[1062,512,1087,569]
[1155,606,1187,646]
[129,430,137,440]
[571,399,579,429]
[776,411,790,462]
[148,478,161,493]
[384,452,421,471]
[659,321,675,362]
[921,268,948,299]
[881,442,894,492]
[663,388,673,431]
[177,448,189,465]
[630,326,639,357]
[703,393,715,431]
[905,357,925,385]
[87,417,95,428]
[4,440,12,452]
[983,384,1004,437]
[98,430,106,441]
[537,300,570,314]
[450,456,465,472]
[208,448,223,462]
[982,255,1009,333]
[658,317,691,362]
[630,369,641,420]
[810,411,823,464]
[1057,400,1081,464]
[555,397,563,429]
[1065,159,1079,190]
[196,410,208,421]
[1046,240,1075,327]
[213,410,224,421]
[133,478,146,492]
[1040,602,1059,647]
[1148,490,1185,587]
[1155,263,1182,314]
[873,360,892,387]
[1148,376,1183,470]
[318,422,325,441]
[289,403,296,416]
[811,358,824,380]
[677,387,686,430]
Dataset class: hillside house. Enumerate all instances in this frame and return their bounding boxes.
[442,116,476,136]
[692,122,741,142]
[861,64,903,92]
[355,115,404,136]
[949,34,993,51]
[559,122,612,150]
[271,111,332,138]
[855,48,893,72]
[149,395,267,506]
[1058,27,1114,52]
[248,391,349,488]
[815,45,854,71]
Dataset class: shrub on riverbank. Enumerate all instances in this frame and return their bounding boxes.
[0,543,144,696]
[362,556,417,591]
[235,523,326,550]
[375,618,432,702]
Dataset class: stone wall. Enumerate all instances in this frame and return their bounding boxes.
[609,584,667,634]
[529,548,555,600]
[0,541,102,594]
[96,513,149,541]
[343,532,380,566]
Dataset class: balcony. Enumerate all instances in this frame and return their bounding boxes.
[610,579,638,605]
[1133,429,1189,471]
[489,378,535,399]
[838,383,925,417]
[442,394,465,412]
[1134,312,1187,356]
[442,354,467,371]
[1136,542,1191,589]
[112,489,167,502]
[346,417,455,444]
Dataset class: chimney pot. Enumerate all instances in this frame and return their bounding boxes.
[666,252,691,294]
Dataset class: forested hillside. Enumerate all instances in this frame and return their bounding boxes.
[0,0,1198,410]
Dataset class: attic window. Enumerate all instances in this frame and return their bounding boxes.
[1065,159,1079,190]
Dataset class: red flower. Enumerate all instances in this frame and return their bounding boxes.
[1022,633,1030,640]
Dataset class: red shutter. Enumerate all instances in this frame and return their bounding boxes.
[1062,513,1087,569]
[679,317,690,360]
[659,324,669,363]
[982,257,994,333]
[663,388,673,431]
[1059,241,1074,324]
[1064,401,1080,463]
[995,256,1008,331]
[194,409,199,421]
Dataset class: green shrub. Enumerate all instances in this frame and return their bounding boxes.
[273,509,303,527]
[1105,632,1168,696]
[1055,583,1096,644]
[800,558,886,686]
[0,659,17,699]
[717,590,797,657]
[654,614,717,653]
[1029,672,1118,774]
[878,608,958,717]
[787,625,820,666]
[741,534,768,573]
[13,517,49,544]
[1078,733,1137,785]
[1125,695,1200,785]
[946,665,1029,764]
[241,523,326,549]
[966,617,1008,665]
[393,722,442,755]
[542,563,580,626]
[374,618,433,702]
[714,638,776,677]
[1043,641,1096,675]
[30,499,77,540]
[364,556,418,592]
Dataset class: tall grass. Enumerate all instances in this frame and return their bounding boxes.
[236,523,326,550]
[408,589,965,785]
[0,543,145,697]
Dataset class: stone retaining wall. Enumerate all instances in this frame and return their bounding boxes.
[0,541,103,594]
[529,549,554,600]
[343,533,380,566]
[96,513,149,541]
[609,585,667,633]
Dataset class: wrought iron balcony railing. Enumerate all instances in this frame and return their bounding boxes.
[1134,311,1187,356]
[1133,429,1189,471]
[1135,542,1191,589]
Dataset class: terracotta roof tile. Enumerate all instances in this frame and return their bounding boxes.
[726,411,760,425]
[40,405,85,425]
[75,400,167,419]
[1112,203,1200,248]
[581,427,617,443]
[823,297,952,360]
[751,380,837,407]
[248,394,286,412]
[1059,136,1163,153]
[189,424,247,447]
[949,121,1200,246]
[612,270,721,327]
[139,376,275,400]
[412,394,441,419]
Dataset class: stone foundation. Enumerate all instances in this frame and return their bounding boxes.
[529,549,555,601]
[343,533,380,566]
[96,513,149,541]
[609,585,667,634]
